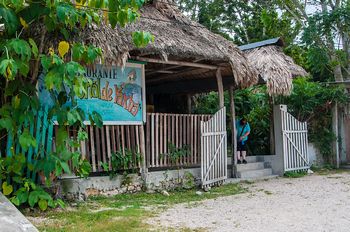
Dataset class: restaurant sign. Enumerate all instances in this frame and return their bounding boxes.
[39,62,146,125]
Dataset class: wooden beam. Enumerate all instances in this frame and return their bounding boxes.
[132,56,218,70]
[229,86,237,177]
[216,68,224,108]
[147,65,182,76]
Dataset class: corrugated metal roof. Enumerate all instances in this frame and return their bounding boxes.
[238,37,283,51]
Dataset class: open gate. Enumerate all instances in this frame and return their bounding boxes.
[280,105,310,172]
[201,107,227,188]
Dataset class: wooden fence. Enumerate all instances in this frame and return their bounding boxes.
[53,113,211,173]
[56,125,143,173]
[145,113,211,169]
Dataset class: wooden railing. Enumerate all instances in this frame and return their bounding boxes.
[54,113,211,173]
[146,113,211,168]
[55,125,143,173]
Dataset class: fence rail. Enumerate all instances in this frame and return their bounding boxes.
[146,113,211,169]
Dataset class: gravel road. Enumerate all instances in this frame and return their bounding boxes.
[149,172,350,232]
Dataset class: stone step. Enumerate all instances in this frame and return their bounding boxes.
[237,168,273,179]
[236,162,265,172]
[227,155,261,165]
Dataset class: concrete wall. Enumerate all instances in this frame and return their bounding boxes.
[60,168,202,199]
[308,143,324,166]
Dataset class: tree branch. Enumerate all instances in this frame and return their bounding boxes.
[31,28,47,85]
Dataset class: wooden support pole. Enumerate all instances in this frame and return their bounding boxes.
[187,94,192,114]
[269,96,275,155]
[139,124,148,184]
[229,87,237,177]
[216,68,224,108]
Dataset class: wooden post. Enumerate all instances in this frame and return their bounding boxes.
[216,68,224,108]
[139,124,148,184]
[187,94,192,114]
[229,86,237,177]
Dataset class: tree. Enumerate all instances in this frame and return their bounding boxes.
[177,0,301,45]
[0,0,152,209]
[277,0,350,81]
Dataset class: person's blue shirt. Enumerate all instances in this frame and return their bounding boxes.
[236,120,250,144]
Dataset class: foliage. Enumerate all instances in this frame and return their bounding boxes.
[284,170,307,178]
[177,0,300,45]
[193,78,347,159]
[0,0,152,210]
[101,149,141,178]
[161,142,190,166]
[182,171,195,189]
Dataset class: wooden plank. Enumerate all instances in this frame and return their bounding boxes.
[89,126,96,172]
[155,114,159,167]
[106,126,112,170]
[126,126,131,150]
[94,127,102,171]
[116,126,121,151]
[146,114,151,168]
[121,126,125,155]
[164,114,168,166]
[160,114,163,166]
[151,114,155,167]
[194,115,197,164]
[139,125,148,176]
[191,115,194,164]
[111,125,116,153]
[135,126,140,167]
[101,126,107,168]
[132,56,218,70]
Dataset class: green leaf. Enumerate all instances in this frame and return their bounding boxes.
[16,190,29,204]
[0,7,19,35]
[2,182,13,196]
[19,128,37,151]
[60,161,71,174]
[28,191,39,207]
[0,118,13,131]
[38,199,48,211]
[55,199,66,209]
[28,38,39,58]
[0,59,18,80]
[132,31,154,48]
[44,70,62,90]
[11,196,20,206]
[8,39,32,62]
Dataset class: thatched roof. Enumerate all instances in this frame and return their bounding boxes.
[239,38,308,96]
[75,0,257,91]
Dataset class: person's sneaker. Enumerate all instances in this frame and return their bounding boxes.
[237,160,242,164]
[243,159,247,164]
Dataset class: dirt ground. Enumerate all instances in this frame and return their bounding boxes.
[149,172,350,232]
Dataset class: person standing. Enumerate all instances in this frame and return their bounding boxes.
[236,118,250,164]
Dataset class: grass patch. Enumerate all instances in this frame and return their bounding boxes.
[284,171,307,178]
[25,183,246,232]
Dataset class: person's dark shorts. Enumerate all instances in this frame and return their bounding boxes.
[237,141,248,151]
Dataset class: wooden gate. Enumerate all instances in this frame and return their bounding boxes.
[201,107,227,188]
[281,105,310,172]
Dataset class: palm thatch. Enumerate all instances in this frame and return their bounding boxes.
[241,39,308,96]
[75,0,257,89]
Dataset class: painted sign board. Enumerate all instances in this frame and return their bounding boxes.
[39,62,146,125]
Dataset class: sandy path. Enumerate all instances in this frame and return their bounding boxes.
[149,173,350,232]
